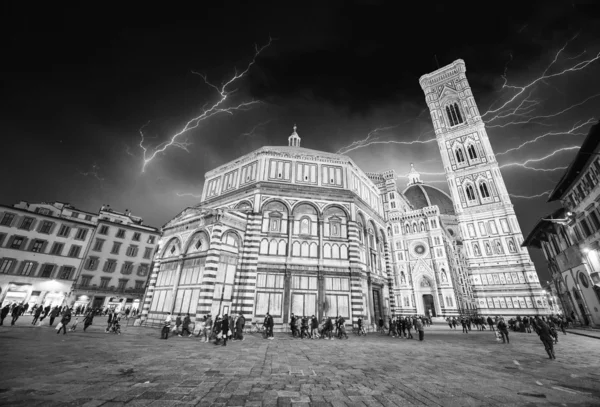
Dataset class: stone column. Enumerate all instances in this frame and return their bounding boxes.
[286,216,294,257]
[383,240,396,315]
[283,270,291,326]
[318,272,325,320]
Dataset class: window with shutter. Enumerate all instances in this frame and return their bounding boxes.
[20,217,34,230]
[10,236,25,249]
[0,213,15,226]
[40,264,55,278]
[40,221,53,234]
[50,242,64,255]
[0,258,15,273]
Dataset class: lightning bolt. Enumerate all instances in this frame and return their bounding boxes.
[482,33,600,119]
[78,163,104,181]
[337,126,435,155]
[241,119,274,137]
[139,38,273,172]
[496,118,595,156]
[176,192,203,199]
[509,190,552,199]
[499,146,579,171]
[488,92,599,129]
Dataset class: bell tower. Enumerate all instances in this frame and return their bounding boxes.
[419,60,545,316]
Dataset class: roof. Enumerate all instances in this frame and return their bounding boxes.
[548,121,600,201]
[521,207,565,248]
[401,183,455,215]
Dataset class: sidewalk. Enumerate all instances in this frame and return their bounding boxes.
[565,327,600,340]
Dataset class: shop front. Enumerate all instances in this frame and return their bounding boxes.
[1,283,31,307]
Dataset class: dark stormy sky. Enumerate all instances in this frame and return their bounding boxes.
[2,1,600,281]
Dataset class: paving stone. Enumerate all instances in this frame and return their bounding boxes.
[1,321,600,407]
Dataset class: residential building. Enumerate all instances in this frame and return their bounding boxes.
[71,205,160,312]
[523,121,600,327]
[0,201,96,308]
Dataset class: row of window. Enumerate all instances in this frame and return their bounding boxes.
[0,213,90,240]
[471,238,519,257]
[97,224,156,244]
[466,218,513,238]
[0,258,75,279]
[0,233,83,258]
[477,296,543,309]
[90,238,154,258]
[79,275,143,290]
[474,272,531,285]
[394,218,438,235]
[83,256,149,276]
[567,157,600,207]
[541,208,600,260]
[395,294,454,308]
[264,213,345,237]
[258,239,350,259]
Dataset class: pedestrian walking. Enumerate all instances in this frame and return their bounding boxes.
[83,311,94,332]
[56,308,72,335]
[416,317,424,341]
[497,317,509,344]
[11,303,24,325]
[180,314,192,337]
[32,306,43,325]
[0,303,10,325]
[536,317,556,359]
[235,313,245,341]
[161,314,172,339]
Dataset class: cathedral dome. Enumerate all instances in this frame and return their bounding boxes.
[402,184,455,215]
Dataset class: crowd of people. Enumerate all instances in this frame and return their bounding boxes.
[0,301,134,335]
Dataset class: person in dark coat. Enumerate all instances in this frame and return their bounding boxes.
[235,313,245,341]
[180,314,192,337]
[11,303,24,325]
[49,306,60,326]
[32,306,43,325]
[536,317,556,359]
[83,311,95,332]
[497,317,509,343]
[0,304,10,325]
[56,308,72,335]
[264,313,274,339]
[289,314,297,337]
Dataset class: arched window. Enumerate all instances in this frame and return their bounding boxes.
[405,223,410,234]
[551,235,560,254]
[467,144,477,160]
[358,223,364,243]
[446,106,455,126]
[300,217,310,235]
[473,243,481,256]
[479,182,490,198]
[446,103,464,126]
[465,185,476,201]
[495,240,503,254]
[508,239,516,253]
[412,223,418,233]
[419,222,425,232]
[455,148,465,163]
[269,212,282,232]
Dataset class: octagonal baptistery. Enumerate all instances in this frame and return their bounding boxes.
[142,128,395,331]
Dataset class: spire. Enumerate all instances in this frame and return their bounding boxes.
[407,163,423,186]
[288,124,301,147]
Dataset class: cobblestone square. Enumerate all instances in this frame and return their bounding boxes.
[1,317,599,406]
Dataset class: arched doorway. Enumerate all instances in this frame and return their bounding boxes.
[415,276,437,317]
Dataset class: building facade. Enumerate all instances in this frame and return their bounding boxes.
[141,60,546,329]
[0,202,95,308]
[523,121,600,327]
[419,59,546,315]
[71,206,160,312]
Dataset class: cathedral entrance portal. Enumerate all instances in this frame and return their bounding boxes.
[423,294,436,317]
